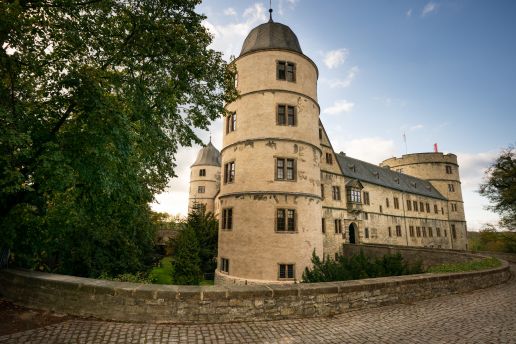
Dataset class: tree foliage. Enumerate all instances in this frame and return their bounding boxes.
[0,0,236,276]
[479,146,516,230]
[302,250,422,283]
[171,224,201,285]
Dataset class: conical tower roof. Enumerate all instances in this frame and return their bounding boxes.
[191,141,221,167]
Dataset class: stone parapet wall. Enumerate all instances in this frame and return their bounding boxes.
[0,248,510,323]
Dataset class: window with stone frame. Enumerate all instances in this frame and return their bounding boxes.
[451,203,458,212]
[321,218,326,233]
[223,161,235,184]
[386,198,390,208]
[278,264,295,279]
[420,202,424,212]
[388,227,392,237]
[332,186,341,201]
[446,165,453,174]
[407,199,412,211]
[226,112,236,133]
[394,197,399,209]
[422,226,427,237]
[363,191,370,205]
[416,226,421,237]
[347,188,361,203]
[409,225,415,237]
[276,158,296,181]
[428,227,433,237]
[277,104,296,126]
[277,61,296,82]
[426,203,430,213]
[451,224,457,239]
[434,204,439,214]
[221,208,233,230]
[448,183,455,192]
[436,228,441,237]
[396,225,402,237]
[325,152,333,164]
[220,258,229,273]
[199,169,206,177]
[364,227,369,239]
[321,184,325,199]
[413,200,418,211]
[197,186,205,194]
[276,208,296,232]
[334,219,342,234]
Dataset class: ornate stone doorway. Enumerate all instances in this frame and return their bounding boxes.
[348,223,357,244]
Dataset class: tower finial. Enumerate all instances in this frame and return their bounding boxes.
[269,0,273,22]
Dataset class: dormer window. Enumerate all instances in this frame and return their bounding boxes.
[277,61,296,82]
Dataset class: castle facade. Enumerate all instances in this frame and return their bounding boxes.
[188,18,467,285]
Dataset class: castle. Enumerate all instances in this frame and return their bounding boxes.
[188,15,467,285]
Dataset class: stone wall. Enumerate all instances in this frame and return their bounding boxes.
[0,248,510,323]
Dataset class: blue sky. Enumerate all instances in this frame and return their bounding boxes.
[153,0,516,230]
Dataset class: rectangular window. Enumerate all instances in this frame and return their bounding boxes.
[422,226,427,237]
[413,201,418,212]
[199,169,206,177]
[277,105,296,126]
[277,61,296,82]
[278,264,295,279]
[321,184,325,199]
[436,228,441,237]
[364,227,369,239]
[386,198,390,208]
[434,204,438,214]
[420,202,424,212]
[334,219,342,234]
[426,203,430,213]
[388,227,392,237]
[332,186,341,201]
[319,128,323,139]
[448,184,455,192]
[428,227,433,237]
[276,158,296,181]
[363,191,370,205]
[226,112,236,133]
[322,218,325,233]
[364,212,368,220]
[198,186,205,194]
[451,224,457,239]
[325,152,333,164]
[220,258,229,273]
[394,197,399,209]
[416,226,421,237]
[276,209,296,232]
[224,161,235,184]
[407,200,412,211]
[347,188,361,203]
[221,208,233,230]
[446,165,452,174]
[409,226,414,237]
[396,225,402,237]
[379,205,383,213]
[451,203,457,212]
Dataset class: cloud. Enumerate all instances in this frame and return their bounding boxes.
[373,96,408,108]
[457,151,500,230]
[203,3,267,59]
[323,66,360,88]
[332,137,397,165]
[406,9,413,17]
[323,49,349,69]
[322,100,355,115]
[422,2,438,17]
[400,124,424,132]
[278,0,299,16]
[223,7,237,16]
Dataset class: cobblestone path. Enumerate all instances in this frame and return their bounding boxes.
[1,266,515,344]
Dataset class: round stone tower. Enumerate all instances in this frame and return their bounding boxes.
[216,16,323,284]
[380,153,468,249]
[188,141,220,214]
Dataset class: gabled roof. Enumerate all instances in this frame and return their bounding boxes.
[335,153,446,200]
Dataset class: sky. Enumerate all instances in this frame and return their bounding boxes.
[152,0,516,231]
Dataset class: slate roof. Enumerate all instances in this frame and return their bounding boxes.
[240,21,302,56]
[191,142,220,167]
[335,153,447,200]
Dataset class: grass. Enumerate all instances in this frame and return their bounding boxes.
[427,257,501,273]
[148,257,174,284]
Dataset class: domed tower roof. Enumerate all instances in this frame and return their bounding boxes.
[240,20,302,56]
[191,141,221,167]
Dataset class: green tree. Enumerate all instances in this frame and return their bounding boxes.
[187,207,218,274]
[479,146,516,230]
[172,225,201,285]
[0,0,236,276]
